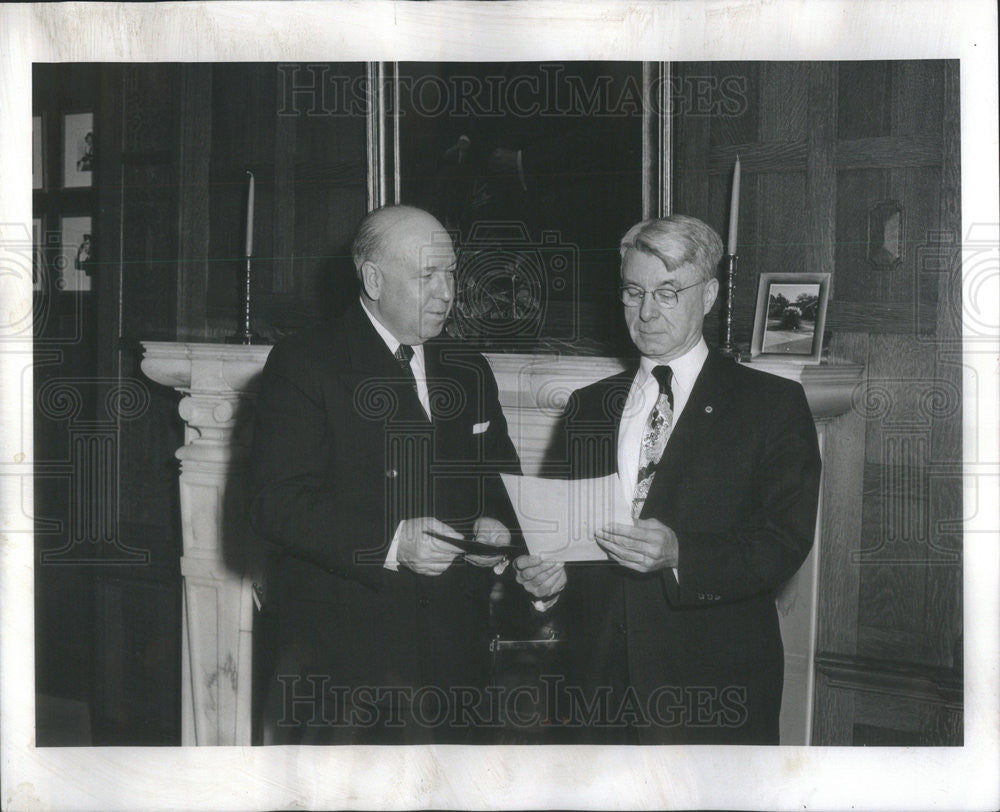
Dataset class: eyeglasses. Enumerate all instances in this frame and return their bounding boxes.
[619,280,704,309]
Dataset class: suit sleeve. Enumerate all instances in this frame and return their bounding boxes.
[248,343,385,591]
[668,381,821,606]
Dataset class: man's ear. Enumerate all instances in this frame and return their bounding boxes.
[702,277,720,314]
[360,261,381,300]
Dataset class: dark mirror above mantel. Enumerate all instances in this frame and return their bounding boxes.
[98,62,671,354]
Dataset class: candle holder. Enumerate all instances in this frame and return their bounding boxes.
[718,253,741,360]
[226,257,261,344]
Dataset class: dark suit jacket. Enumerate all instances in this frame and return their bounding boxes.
[546,350,821,744]
[248,301,521,741]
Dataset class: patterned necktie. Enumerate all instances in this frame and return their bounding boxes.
[632,365,674,520]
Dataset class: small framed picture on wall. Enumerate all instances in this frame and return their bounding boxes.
[58,216,93,292]
[62,112,94,188]
[32,115,44,189]
[751,272,830,363]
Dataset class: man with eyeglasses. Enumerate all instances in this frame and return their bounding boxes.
[537,214,821,744]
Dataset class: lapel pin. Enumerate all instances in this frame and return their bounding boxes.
[704,405,713,414]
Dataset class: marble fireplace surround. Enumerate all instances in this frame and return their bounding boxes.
[141,341,862,746]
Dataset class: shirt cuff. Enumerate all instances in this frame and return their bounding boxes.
[383,522,402,571]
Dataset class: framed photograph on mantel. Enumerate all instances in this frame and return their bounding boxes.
[751,272,830,364]
[62,111,94,188]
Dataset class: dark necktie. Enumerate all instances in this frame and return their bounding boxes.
[394,343,425,415]
[632,364,674,520]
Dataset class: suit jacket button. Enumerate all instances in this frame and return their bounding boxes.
[418,597,430,609]
[615,623,626,635]
[386,468,398,479]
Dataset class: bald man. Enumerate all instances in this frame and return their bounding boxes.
[249,205,523,744]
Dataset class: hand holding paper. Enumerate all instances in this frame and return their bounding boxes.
[595,517,679,573]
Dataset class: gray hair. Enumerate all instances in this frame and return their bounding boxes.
[619,214,724,282]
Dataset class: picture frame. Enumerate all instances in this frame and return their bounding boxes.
[32,115,44,189]
[57,215,93,292]
[62,111,94,188]
[750,272,830,363]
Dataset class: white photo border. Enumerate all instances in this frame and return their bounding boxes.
[2,2,998,811]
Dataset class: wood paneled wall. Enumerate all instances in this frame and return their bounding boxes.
[189,63,367,339]
[673,60,963,745]
[35,63,369,744]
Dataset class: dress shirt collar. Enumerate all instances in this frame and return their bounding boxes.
[636,337,709,395]
[358,296,425,362]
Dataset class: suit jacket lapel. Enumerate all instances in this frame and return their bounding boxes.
[572,367,634,482]
[641,351,737,516]
[345,300,399,375]
[598,367,635,474]
[345,300,428,422]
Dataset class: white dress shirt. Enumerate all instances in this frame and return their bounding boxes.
[359,299,431,571]
[617,338,709,581]
[359,298,432,420]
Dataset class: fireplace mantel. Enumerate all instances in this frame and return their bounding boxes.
[142,341,863,745]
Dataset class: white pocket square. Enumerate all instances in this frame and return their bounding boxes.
[472,421,490,435]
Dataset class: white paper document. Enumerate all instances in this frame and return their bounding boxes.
[500,473,633,562]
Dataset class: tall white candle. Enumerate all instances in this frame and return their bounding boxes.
[727,155,740,255]
[245,170,255,257]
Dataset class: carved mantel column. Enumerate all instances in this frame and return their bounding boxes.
[141,341,273,745]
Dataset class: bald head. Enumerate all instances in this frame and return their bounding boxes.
[352,205,457,345]
[352,205,448,278]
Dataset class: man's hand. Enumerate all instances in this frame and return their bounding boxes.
[594,518,678,573]
[513,555,566,602]
[396,517,464,576]
[464,516,511,568]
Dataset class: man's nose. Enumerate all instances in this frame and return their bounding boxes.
[432,271,454,301]
[638,291,658,321]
